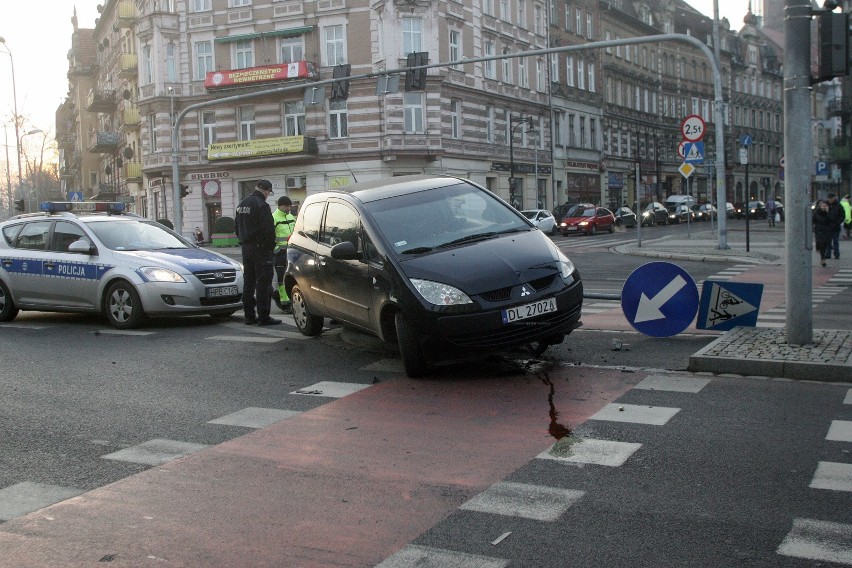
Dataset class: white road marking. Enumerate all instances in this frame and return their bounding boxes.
[0,482,83,522]
[589,403,681,426]
[459,481,585,521]
[375,544,509,568]
[827,420,852,442]
[634,375,711,393]
[100,438,209,466]
[291,381,371,398]
[538,438,642,467]
[208,407,302,428]
[777,518,852,564]
[207,335,284,343]
[810,462,852,492]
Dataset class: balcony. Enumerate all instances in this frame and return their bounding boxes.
[86,89,117,113]
[830,138,852,163]
[117,0,137,27]
[124,161,143,182]
[119,53,138,79]
[827,98,852,117]
[88,131,120,153]
[120,105,141,131]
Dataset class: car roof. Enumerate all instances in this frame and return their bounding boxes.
[325,175,470,203]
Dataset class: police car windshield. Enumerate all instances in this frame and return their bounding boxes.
[87,219,188,251]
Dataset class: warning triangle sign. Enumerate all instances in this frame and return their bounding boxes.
[702,282,757,329]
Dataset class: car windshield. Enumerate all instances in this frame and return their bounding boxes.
[87,219,189,251]
[580,208,596,217]
[363,182,529,255]
[748,201,761,208]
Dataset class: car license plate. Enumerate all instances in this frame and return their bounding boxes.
[206,285,238,298]
[502,297,557,324]
[566,226,578,231]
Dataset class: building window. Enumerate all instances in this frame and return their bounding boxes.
[565,2,571,30]
[518,56,528,87]
[535,58,545,91]
[486,106,495,143]
[195,41,213,80]
[238,106,255,140]
[449,29,461,68]
[148,113,157,151]
[503,109,511,145]
[141,44,153,85]
[554,111,563,146]
[329,99,347,139]
[285,100,305,136]
[580,116,586,148]
[589,118,597,150]
[534,4,543,34]
[568,113,575,146]
[566,55,574,87]
[502,48,513,83]
[450,100,460,138]
[587,62,595,92]
[577,59,585,90]
[323,25,346,66]
[605,30,611,53]
[484,41,496,79]
[575,7,582,36]
[201,111,216,148]
[280,37,303,64]
[484,0,494,15]
[403,92,424,134]
[517,0,527,28]
[192,0,211,11]
[402,17,423,56]
[231,0,251,6]
[500,0,510,22]
[234,40,254,69]
[165,43,177,82]
[550,54,559,82]
[586,13,593,39]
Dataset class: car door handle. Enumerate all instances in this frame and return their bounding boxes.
[1,259,11,267]
[45,262,55,270]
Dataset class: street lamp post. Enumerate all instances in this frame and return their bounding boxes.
[509,115,533,208]
[0,37,22,213]
[20,128,43,210]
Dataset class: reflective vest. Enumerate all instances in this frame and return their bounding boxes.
[272,209,296,252]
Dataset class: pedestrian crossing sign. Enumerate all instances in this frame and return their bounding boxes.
[67,192,84,202]
[683,141,705,164]
[697,281,763,331]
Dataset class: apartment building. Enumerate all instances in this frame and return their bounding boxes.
[56,0,787,238]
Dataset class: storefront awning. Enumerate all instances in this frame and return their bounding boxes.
[214,26,314,44]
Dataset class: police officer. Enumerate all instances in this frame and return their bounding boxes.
[272,195,296,314]
[234,179,280,325]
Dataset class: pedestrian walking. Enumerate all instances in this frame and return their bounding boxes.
[766,198,776,227]
[841,194,852,240]
[272,195,296,314]
[825,193,844,259]
[813,200,834,267]
[234,179,280,326]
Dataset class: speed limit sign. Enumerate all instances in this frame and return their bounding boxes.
[681,114,706,142]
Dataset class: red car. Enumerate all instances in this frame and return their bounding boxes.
[560,206,616,236]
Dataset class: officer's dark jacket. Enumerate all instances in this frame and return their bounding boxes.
[235,190,275,250]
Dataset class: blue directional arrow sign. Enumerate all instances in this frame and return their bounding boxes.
[683,141,705,164]
[697,280,764,331]
[621,262,699,337]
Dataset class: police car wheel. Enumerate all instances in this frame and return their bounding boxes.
[291,285,323,336]
[104,280,145,329]
[0,280,20,322]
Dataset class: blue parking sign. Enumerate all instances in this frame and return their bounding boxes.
[621,262,699,337]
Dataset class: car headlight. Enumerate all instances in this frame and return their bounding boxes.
[139,267,186,283]
[410,278,472,305]
[556,250,576,280]
[579,221,588,226]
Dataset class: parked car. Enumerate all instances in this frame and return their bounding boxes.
[667,204,694,224]
[725,202,736,219]
[284,175,584,377]
[696,204,717,221]
[521,209,558,235]
[640,202,669,226]
[613,206,637,228]
[735,200,767,219]
[0,201,244,328]
[560,206,616,236]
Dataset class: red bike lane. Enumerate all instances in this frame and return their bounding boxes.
[0,365,641,568]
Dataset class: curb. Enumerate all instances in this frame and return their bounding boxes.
[612,244,770,265]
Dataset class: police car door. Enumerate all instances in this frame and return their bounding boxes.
[43,220,103,308]
[316,200,372,327]
[2,220,54,306]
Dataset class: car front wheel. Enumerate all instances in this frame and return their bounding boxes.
[395,311,427,378]
[291,284,324,336]
[0,280,19,323]
[104,280,145,329]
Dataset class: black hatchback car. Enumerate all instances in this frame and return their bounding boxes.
[284,176,584,377]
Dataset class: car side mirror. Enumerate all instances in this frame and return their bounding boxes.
[329,240,358,260]
[68,239,96,255]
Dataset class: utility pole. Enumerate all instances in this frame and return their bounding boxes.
[784,0,813,344]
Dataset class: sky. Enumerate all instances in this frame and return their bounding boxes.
[0,1,749,167]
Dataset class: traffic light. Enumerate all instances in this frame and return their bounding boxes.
[13,199,25,212]
[816,11,848,81]
[405,52,429,91]
[331,64,351,100]
[179,184,190,199]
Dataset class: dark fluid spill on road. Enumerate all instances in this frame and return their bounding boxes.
[541,372,571,440]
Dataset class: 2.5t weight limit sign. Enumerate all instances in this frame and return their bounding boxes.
[681,114,706,142]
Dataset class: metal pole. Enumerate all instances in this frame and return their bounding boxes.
[509,118,516,208]
[4,124,11,217]
[745,160,750,252]
[784,0,813,344]
[711,0,729,249]
[0,38,22,210]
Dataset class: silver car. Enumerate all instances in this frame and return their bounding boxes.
[0,202,243,328]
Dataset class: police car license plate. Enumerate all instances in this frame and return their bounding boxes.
[501,297,557,324]
[206,285,238,298]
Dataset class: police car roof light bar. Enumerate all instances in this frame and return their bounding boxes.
[40,201,125,214]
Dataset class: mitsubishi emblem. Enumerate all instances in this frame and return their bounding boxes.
[520,286,531,297]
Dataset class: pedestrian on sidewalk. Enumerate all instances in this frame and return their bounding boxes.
[825,193,844,259]
[814,200,834,267]
[766,198,777,227]
[841,194,852,240]
[235,179,281,326]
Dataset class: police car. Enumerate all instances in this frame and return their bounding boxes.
[0,202,244,328]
